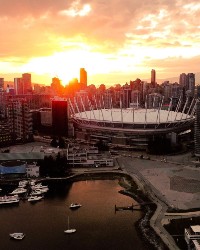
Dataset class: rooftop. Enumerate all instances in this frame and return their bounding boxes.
[74,108,193,124]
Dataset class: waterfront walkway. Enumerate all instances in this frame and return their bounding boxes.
[115,155,200,250]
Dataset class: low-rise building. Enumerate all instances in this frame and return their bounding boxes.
[66,145,113,167]
[26,163,40,177]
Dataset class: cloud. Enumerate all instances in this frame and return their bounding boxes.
[59,1,91,17]
[142,55,200,77]
[0,0,200,82]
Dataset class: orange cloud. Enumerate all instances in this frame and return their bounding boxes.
[0,0,200,85]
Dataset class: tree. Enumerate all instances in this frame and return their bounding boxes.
[50,137,58,147]
[58,137,66,148]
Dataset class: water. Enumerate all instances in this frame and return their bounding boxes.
[0,179,148,250]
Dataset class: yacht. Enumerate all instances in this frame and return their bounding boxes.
[69,203,82,209]
[0,195,19,205]
[33,188,48,194]
[32,183,48,189]
[28,196,43,202]
[30,180,36,186]
[31,186,49,192]
[9,233,25,240]
[30,190,43,196]
[185,225,200,244]
[10,188,27,195]
[18,180,28,187]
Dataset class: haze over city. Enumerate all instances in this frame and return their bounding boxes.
[1,0,200,86]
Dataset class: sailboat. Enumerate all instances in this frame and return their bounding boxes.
[64,216,76,234]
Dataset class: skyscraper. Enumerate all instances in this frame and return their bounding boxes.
[14,78,24,95]
[80,68,87,89]
[22,73,32,94]
[179,73,187,88]
[51,77,62,95]
[52,98,68,136]
[151,69,156,87]
[7,98,33,142]
[0,78,4,91]
[179,73,195,96]
[187,73,195,97]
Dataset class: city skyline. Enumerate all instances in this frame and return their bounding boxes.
[0,0,200,85]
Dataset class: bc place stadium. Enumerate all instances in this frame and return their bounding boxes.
[68,95,197,152]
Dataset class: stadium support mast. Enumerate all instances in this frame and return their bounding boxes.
[110,96,114,124]
[101,96,105,109]
[166,97,173,123]
[174,96,182,121]
[144,95,148,128]
[120,97,123,127]
[74,97,82,119]
[175,96,182,113]
[80,95,88,120]
[194,100,200,157]
[98,98,105,122]
[180,97,189,120]
[68,98,75,116]
[186,98,195,119]
[190,100,197,117]
[153,95,156,110]
[87,96,96,120]
[156,95,164,125]
[94,95,100,119]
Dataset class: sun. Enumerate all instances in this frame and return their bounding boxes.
[20,45,144,85]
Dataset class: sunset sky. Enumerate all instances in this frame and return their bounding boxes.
[1,0,200,86]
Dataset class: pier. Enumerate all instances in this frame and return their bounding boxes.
[114,204,142,212]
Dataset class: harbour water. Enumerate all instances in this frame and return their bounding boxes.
[0,179,149,250]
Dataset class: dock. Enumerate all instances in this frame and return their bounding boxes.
[114,204,142,212]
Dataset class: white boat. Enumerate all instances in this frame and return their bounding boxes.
[69,203,82,209]
[28,196,43,202]
[64,216,76,234]
[10,188,27,195]
[30,180,36,186]
[10,233,25,240]
[31,186,49,192]
[30,190,43,196]
[0,195,19,205]
[32,183,48,189]
[18,180,28,187]
[33,188,48,194]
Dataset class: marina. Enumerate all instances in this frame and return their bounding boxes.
[0,179,148,250]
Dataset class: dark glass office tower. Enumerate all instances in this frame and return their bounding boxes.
[52,99,68,136]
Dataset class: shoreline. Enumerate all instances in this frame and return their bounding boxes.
[0,170,171,249]
[1,157,199,250]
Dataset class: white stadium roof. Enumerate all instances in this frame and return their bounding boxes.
[74,108,192,124]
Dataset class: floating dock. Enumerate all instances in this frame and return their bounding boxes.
[114,204,142,212]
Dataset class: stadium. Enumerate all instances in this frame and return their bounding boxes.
[69,96,196,152]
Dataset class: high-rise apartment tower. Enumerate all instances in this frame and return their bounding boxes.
[80,68,87,89]
[22,73,32,94]
[151,69,156,87]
